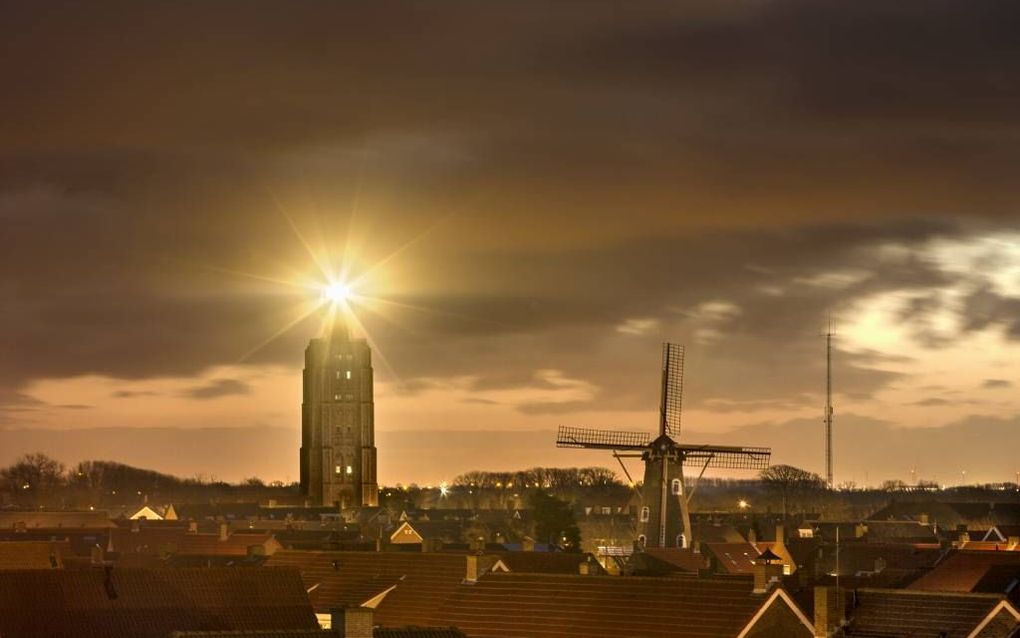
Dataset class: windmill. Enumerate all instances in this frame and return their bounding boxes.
[557,343,771,549]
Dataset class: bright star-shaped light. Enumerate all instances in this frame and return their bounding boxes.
[320,282,352,305]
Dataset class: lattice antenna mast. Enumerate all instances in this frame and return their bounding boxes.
[824,321,835,489]
[662,343,685,438]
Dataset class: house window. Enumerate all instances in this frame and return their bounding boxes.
[640,507,650,523]
[335,371,340,379]
[601,507,611,515]
[637,535,647,547]
[671,479,682,495]
[677,533,687,548]
[346,465,353,475]
[345,370,352,380]
[334,465,342,474]
[333,394,340,401]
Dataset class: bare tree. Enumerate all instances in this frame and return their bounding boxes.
[1,452,66,507]
[760,464,825,518]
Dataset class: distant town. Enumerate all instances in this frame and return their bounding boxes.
[3,325,1020,637]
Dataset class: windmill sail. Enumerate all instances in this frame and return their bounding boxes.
[662,343,685,437]
[678,444,771,469]
[556,426,651,450]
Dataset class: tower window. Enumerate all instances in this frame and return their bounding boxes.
[640,507,650,522]
[671,479,682,495]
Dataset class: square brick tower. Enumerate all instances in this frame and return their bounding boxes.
[299,321,378,507]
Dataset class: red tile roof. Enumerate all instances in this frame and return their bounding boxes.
[265,550,477,627]
[493,551,606,575]
[639,548,709,573]
[0,540,69,569]
[111,527,278,557]
[846,588,1014,637]
[0,567,318,638]
[909,550,1020,592]
[701,542,762,574]
[0,510,114,529]
[427,572,768,638]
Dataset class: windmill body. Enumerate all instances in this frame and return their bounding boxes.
[557,343,771,549]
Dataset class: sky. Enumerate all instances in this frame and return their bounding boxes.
[3,1,1020,486]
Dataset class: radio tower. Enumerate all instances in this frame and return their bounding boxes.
[824,321,835,489]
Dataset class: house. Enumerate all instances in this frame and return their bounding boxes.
[109,522,281,558]
[265,550,486,628]
[389,520,465,550]
[127,505,166,520]
[908,550,1020,595]
[0,567,318,637]
[0,510,115,530]
[424,570,815,638]
[869,502,1020,532]
[267,548,821,637]
[841,589,1020,637]
[0,540,70,569]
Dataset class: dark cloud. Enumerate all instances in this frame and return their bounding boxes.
[0,1,1019,433]
[111,390,160,399]
[181,379,251,401]
[982,379,1013,389]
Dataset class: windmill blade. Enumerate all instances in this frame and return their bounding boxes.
[556,425,651,450]
[678,444,771,470]
[662,342,685,437]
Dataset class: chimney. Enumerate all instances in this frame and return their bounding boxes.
[464,555,479,583]
[752,562,783,594]
[103,565,118,600]
[775,524,786,545]
[330,607,373,638]
[219,523,229,541]
[521,536,535,552]
[90,544,105,566]
[813,586,844,637]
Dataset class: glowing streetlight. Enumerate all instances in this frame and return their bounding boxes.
[738,499,750,510]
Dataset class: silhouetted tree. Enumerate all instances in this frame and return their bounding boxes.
[1,452,66,506]
[529,490,581,552]
[760,464,825,518]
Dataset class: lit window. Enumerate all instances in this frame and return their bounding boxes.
[346,465,353,475]
[638,535,647,547]
[640,507,650,522]
[333,394,340,400]
[671,479,682,495]
[334,465,342,474]
[345,370,352,380]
